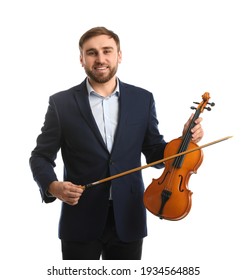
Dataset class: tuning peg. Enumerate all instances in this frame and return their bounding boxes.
[205,107,212,111]
[208,102,215,107]
[193,102,200,105]
[190,106,197,110]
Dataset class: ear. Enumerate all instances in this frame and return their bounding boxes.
[80,54,85,67]
[118,50,122,64]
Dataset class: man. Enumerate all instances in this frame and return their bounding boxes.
[30,26,203,260]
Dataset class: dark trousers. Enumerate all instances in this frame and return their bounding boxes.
[61,202,143,260]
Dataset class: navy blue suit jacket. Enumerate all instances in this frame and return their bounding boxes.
[30,79,167,242]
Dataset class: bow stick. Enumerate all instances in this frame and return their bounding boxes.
[80,136,232,190]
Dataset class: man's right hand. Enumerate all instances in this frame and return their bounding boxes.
[48,181,84,206]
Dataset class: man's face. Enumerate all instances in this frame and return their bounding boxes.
[80,35,122,84]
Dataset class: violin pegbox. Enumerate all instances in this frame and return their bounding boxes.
[190,92,215,113]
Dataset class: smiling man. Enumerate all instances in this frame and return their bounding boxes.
[29,27,204,260]
[80,33,122,87]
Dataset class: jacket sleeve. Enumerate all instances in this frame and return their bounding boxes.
[142,93,167,168]
[29,96,61,203]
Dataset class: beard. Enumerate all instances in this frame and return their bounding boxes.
[84,64,118,84]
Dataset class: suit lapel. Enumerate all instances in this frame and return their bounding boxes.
[73,80,108,151]
[111,81,129,154]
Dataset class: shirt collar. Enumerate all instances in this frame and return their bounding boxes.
[86,78,120,97]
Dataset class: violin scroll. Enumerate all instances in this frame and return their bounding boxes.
[190,92,215,112]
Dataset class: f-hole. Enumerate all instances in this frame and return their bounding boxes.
[158,171,170,185]
[178,175,184,192]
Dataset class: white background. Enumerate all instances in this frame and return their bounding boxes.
[0,0,246,279]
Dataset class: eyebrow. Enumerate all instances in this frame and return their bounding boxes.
[85,46,114,53]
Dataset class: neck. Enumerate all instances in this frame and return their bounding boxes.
[88,77,117,97]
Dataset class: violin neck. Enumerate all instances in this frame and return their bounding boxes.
[183,109,201,143]
[173,109,201,168]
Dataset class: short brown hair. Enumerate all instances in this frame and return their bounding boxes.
[79,26,121,52]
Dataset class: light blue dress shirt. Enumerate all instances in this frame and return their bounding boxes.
[87,79,120,199]
[86,78,120,152]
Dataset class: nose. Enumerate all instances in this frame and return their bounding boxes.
[95,51,105,63]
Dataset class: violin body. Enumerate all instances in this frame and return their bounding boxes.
[143,138,203,220]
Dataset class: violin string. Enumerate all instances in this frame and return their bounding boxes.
[164,108,200,192]
[165,138,190,192]
[175,106,202,168]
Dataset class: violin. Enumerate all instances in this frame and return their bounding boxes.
[143,92,215,220]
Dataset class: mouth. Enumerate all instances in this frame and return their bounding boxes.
[94,65,109,72]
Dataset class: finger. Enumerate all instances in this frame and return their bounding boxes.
[66,198,80,206]
[61,182,84,203]
[65,185,84,201]
[66,193,81,200]
[63,191,80,204]
[192,126,202,136]
[71,185,84,194]
[192,129,204,143]
[191,123,200,133]
[66,182,84,193]
[194,117,203,124]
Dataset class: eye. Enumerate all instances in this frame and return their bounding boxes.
[103,48,113,54]
[87,50,97,56]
